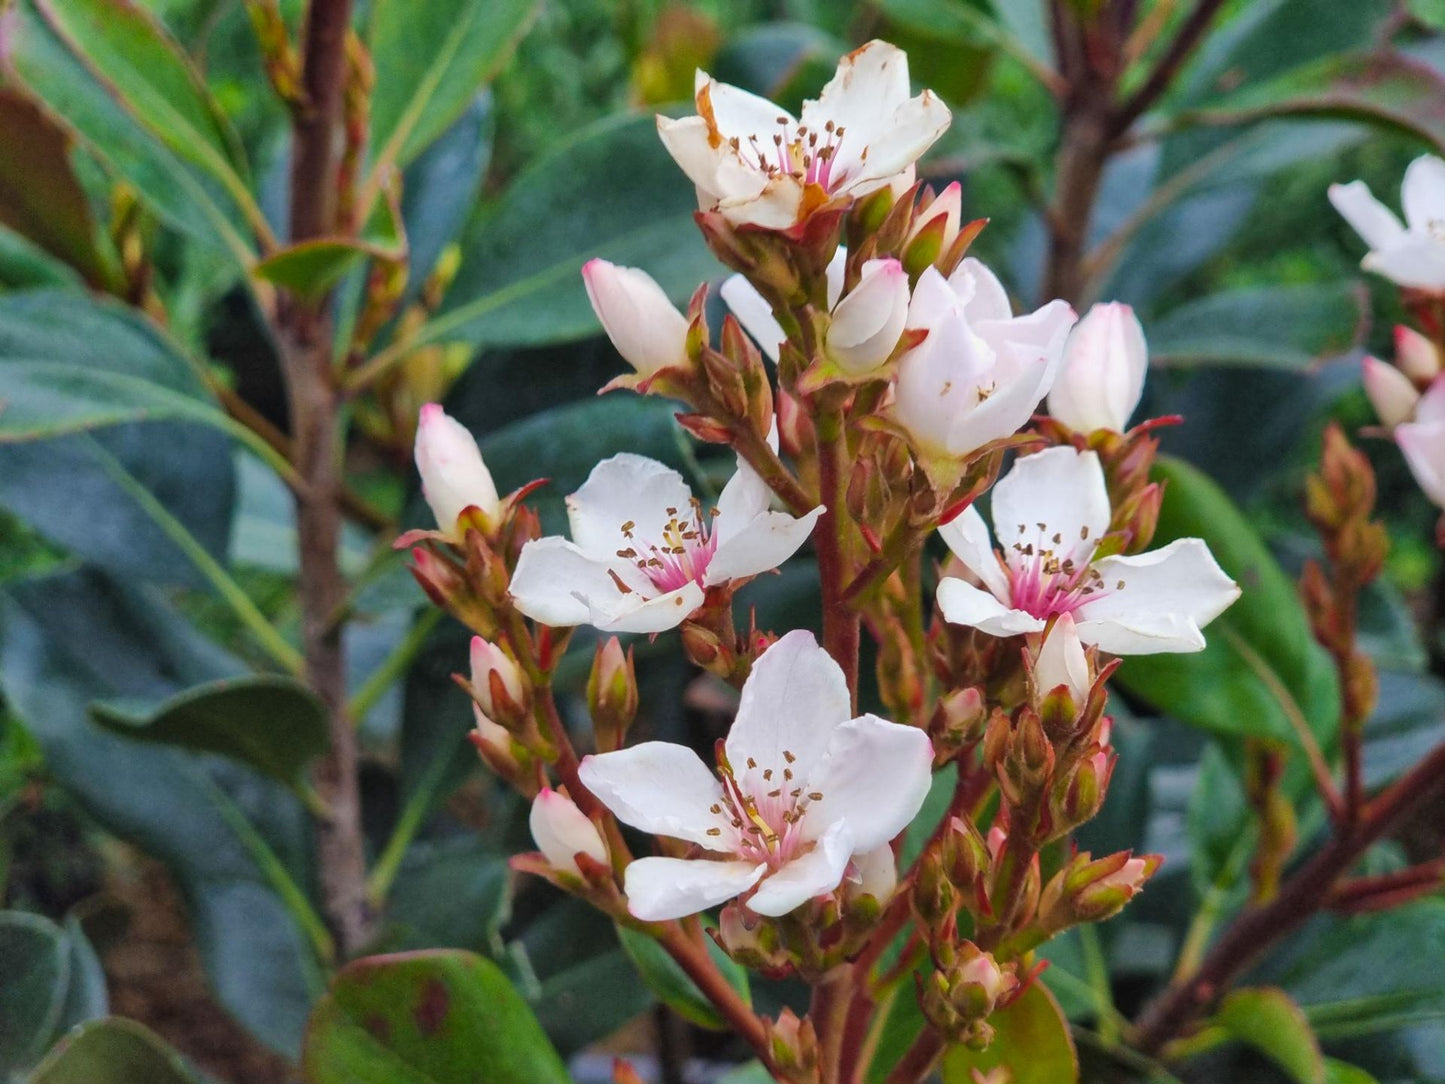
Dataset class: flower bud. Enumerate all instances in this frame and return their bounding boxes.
[825,258,910,374]
[1395,324,1442,384]
[941,814,989,889]
[581,259,689,377]
[470,636,526,724]
[528,787,608,876]
[1040,850,1160,931]
[848,844,898,904]
[1046,302,1148,433]
[1362,356,1420,428]
[1034,614,1090,706]
[587,637,638,753]
[906,182,961,251]
[414,404,500,538]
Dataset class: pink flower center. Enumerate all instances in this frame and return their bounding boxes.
[731,117,850,192]
[704,746,822,870]
[1002,521,1117,619]
[614,500,718,596]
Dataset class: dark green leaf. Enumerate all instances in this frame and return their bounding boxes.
[252,238,390,300]
[0,362,233,442]
[939,983,1079,1084]
[1148,283,1368,370]
[55,916,107,1036]
[1213,987,1326,1084]
[617,924,751,1031]
[91,675,328,788]
[1324,1059,1380,1084]
[0,911,67,1075]
[29,1017,198,1084]
[383,837,510,954]
[302,949,570,1084]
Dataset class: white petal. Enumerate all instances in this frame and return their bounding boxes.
[1363,236,1445,291]
[746,821,854,917]
[704,75,795,142]
[1362,356,1420,428]
[827,258,910,374]
[937,505,1009,600]
[836,90,952,196]
[1074,539,1241,655]
[1397,419,1445,508]
[530,789,607,875]
[849,843,898,901]
[625,857,766,922]
[511,537,629,627]
[1328,180,1407,252]
[803,714,934,852]
[991,447,1111,573]
[566,453,697,560]
[936,577,1045,637]
[950,257,1012,324]
[720,274,785,363]
[824,247,847,309]
[803,41,911,137]
[942,351,1051,456]
[1395,325,1442,383]
[655,115,727,198]
[582,260,689,377]
[588,580,707,634]
[1416,377,1445,425]
[726,630,851,791]
[1047,302,1149,432]
[414,404,500,532]
[707,506,824,585]
[1400,155,1445,234]
[718,174,806,229]
[1035,613,1089,703]
[579,743,734,850]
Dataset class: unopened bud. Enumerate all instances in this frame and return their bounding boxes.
[414,404,500,538]
[913,849,957,927]
[409,546,464,609]
[848,843,898,905]
[1056,748,1112,829]
[941,815,990,889]
[768,1008,819,1079]
[680,621,729,676]
[826,258,910,374]
[1044,851,1161,929]
[529,787,608,876]
[1395,324,1442,384]
[582,259,689,378]
[1047,302,1148,433]
[470,636,526,722]
[587,637,638,753]
[1362,356,1420,428]
[930,686,987,761]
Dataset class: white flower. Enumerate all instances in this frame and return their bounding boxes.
[721,249,909,375]
[656,41,950,230]
[894,262,1076,460]
[1395,325,1442,383]
[1328,155,1445,290]
[529,788,609,876]
[414,403,500,537]
[936,447,1240,655]
[1362,356,1421,429]
[1033,613,1090,703]
[1398,379,1445,508]
[1046,302,1148,433]
[582,259,689,377]
[578,631,934,921]
[509,451,823,634]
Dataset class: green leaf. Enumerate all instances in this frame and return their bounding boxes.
[54,916,107,1036]
[617,924,751,1031]
[1212,987,1326,1084]
[1149,283,1368,370]
[1324,1060,1380,1084]
[0,88,123,293]
[939,983,1079,1084]
[302,949,571,1084]
[91,675,327,788]
[0,361,233,442]
[366,0,535,176]
[1115,456,1341,747]
[0,911,67,1075]
[254,197,408,301]
[29,1018,199,1084]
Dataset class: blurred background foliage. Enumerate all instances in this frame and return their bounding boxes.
[2,0,1445,1081]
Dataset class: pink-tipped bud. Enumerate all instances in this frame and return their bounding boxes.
[1362,356,1421,428]
[1047,302,1148,433]
[587,637,638,753]
[1034,614,1091,705]
[529,788,608,876]
[825,258,910,374]
[906,182,962,248]
[470,636,525,720]
[582,259,689,377]
[415,404,499,538]
[1395,325,1442,384]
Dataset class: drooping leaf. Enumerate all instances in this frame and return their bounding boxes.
[939,982,1079,1084]
[617,924,751,1031]
[1212,987,1327,1084]
[0,911,67,1075]
[29,1018,199,1084]
[91,675,327,788]
[302,949,571,1084]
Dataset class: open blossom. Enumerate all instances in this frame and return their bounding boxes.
[656,41,950,230]
[1329,155,1445,290]
[936,447,1239,654]
[529,788,608,877]
[894,262,1075,461]
[414,403,500,537]
[509,452,823,634]
[1046,302,1148,433]
[721,249,910,374]
[582,259,689,378]
[578,631,933,921]
[1398,379,1445,508]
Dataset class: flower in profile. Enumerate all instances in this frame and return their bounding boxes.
[529,788,608,877]
[578,631,934,921]
[1397,379,1445,508]
[936,446,1240,654]
[509,452,823,634]
[1046,302,1148,433]
[893,262,1075,468]
[582,259,690,378]
[1329,155,1445,290]
[414,403,500,538]
[656,41,950,230]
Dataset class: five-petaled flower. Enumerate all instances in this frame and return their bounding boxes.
[656,40,950,230]
[1329,154,1445,291]
[509,451,823,634]
[578,631,934,921]
[936,446,1239,654]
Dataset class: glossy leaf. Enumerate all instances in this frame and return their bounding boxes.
[617,924,751,1031]
[939,983,1079,1084]
[0,361,234,442]
[302,949,570,1084]
[0,911,67,1075]
[29,1018,198,1084]
[92,675,327,788]
[1213,987,1326,1084]
[1149,283,1368,370]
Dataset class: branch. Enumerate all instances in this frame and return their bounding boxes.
[1109,0,1228,138]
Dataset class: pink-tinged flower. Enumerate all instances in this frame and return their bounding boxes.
[578,631,934,921]
[582,259,690,377]
[721,249,910,375]
[1362,355,1422,429]
[1398,379,1445,508]
[510,452,823,634]
[893,262,1076,462]
[656,41,950,230]
[414,403,500,538]
[1329,155,1445,290]
[905,181,962,248]
[529,788,608,876]
[470,637,523,719]
[1396,326,1442,383]
[936,447,1240,655]
[1046,302,1148,433]
[1033,613,1090,703]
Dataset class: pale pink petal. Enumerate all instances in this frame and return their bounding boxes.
[849,843,898,900]
[1328,180,1406,251]
[704,75,796,143]
[1047,302,1148,432]
[991,447,1111,574]
[415,404,500,532]
[802,714,934,852]
[1363,237,1445,291]
[566,454,697,561]
[706,506,823,585]
[1035,613,1090,702]
[1397,419,1445,508]
[936,577,1046,637]
[625,857,766,922]
[746,821,854,917]
[586,580,707,634]
[655,115,726,198]
[582,260,689,377]
[827,258,910,374]
[937,505,1009,600]
[579,742,736,850]
[950,257,1012,324]
[1362,356,1421,428]
[530,789,608,875]
[1416,378,1445,425]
